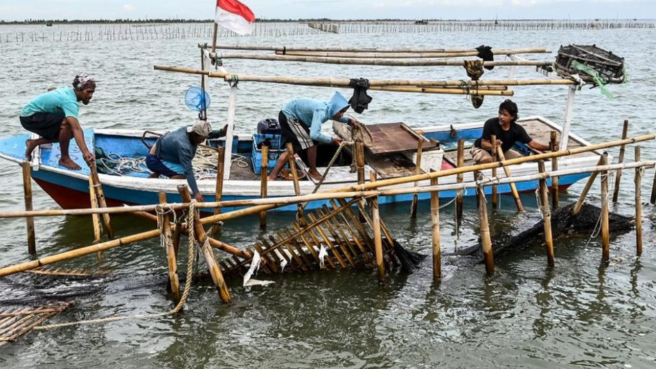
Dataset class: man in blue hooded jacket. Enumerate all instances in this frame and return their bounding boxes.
[268,91,360,181]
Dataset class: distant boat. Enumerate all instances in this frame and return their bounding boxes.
[46,22,53,27]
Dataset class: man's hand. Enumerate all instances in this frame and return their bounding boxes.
[350,119,361,128]
[552,141,560,151]
[83,150,95,164]
[496,139,503,148]
[332,137,343,145]
[195,192,205,202]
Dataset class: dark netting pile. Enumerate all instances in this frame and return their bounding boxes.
[462,202,634,260]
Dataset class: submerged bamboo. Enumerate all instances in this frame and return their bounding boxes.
[538,161,555,267]
[21,162,35,255]
[369,172,385,282]
[613,120,630,203]
[635,146,643,256]
[477,179,494,276]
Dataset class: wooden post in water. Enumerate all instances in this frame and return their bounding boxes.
[410,138,423,218]
[159,192,181,303]
[356,140,367,224]
[490,135,498,209]
[650,169,656,205]
[456,139,465,223]
[612,120,629,203]
[573,153,607,215]
[210,147,225,235]
[550,131,559,209]
[430,173,441,280]
[88,171,103,259]
[476,174,494,276]
[89,164,114,240]
[286,143,305,221]
[538,161,555,267]
[178,185,231,303]
[260,145,269,229]
[600,154,610,263]
[496,147,524,212]
[21,162,36,255]
[635,146,643,256]
[370,172,385,283]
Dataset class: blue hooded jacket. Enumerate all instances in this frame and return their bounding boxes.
[281,91,352,144]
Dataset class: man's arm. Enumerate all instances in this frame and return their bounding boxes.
[179,148,200,196]
[309,110,333,144]
[528,140,555,151]
[66,116,94,163]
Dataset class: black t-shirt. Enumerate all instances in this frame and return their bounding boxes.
[474,118,532,152]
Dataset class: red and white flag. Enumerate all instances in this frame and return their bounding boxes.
[215,0,255,35]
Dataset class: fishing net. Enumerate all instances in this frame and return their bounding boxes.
[571,60,615,99]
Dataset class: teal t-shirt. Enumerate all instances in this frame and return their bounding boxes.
[20,87,80,118]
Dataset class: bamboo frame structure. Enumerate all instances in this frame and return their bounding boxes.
[159,192,180,303]
[430,174,441,280]
[21,162,35,255]
[90,164,114,240]
[476,176,494,276]
[206,44,550,55]
[496,147,524,212]
[573,154,607,216]
[285,143,305,221]
[612,120,629,203]
[550,131,559,208]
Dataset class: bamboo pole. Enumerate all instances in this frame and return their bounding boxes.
[355,140,367,224]
[496,147,524,212]
[410,138,423,218]
[635,146,643,256]
[651,169,656,205]
[550,131,559,208]
[456,139,465,224]
[612,120,630,203]
[210,145,225,235]
[368,86,514,96]
[0,135,652,221]
[260,145,269,229]
[573,154,607,215]
[370,172,385,282]
[477,178,494,276]
[430,174,441,280]
[209,45,550,54]
[600,154,610,263]
[491,135,498,209]
[178,185,231,303]
[218,52,553,67]
[285,143,305,222]
[88,173,102,258]
[153,65,578,88]
[538,161,555,267]
[159,192,180,304]
[21,162,35,255]
[89,164,113,240]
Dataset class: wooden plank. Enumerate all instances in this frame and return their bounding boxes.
[334,121,436,155]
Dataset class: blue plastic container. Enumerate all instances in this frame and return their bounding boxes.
[251,134,286,174]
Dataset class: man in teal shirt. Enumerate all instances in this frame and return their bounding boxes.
[20,74,96,170]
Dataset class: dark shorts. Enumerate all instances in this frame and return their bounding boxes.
[20,112,65,141]
[146,154,180,178]
[278,110,318,154]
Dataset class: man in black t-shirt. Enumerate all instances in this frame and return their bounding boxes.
[471,100,557,164]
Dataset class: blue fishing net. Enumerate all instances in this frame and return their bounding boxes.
[184,87,211,112]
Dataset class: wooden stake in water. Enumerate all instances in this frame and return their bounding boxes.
[613,120,629,203]
[159,192,180,304]
[538,161,555,267]
[370,172,385,282]
[211,147,225,235]
[550,131,559,209]
[456,139,465,223]
[356,140,367,224]
[21,162,35,255]
[178,185,231,303]
[286,143,305,222]
[89,164,114,240]
[88,172,103,259]
[496,147,524,212]
[490,135,498,209]
[573,153,607,215]
[410,138,423,218]
[600,154,610,263]
[430,173,441,280]
[260,145,269,229]
[635,146,643,256]
[476,177,495,276]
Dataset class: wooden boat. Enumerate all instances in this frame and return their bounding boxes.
[0,115,601,212]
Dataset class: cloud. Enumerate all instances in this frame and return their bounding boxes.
[123,4,135,11]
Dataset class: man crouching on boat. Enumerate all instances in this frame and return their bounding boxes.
[470,99,557,164]
[21,74,96,170]
[268,91,360,181]
[146,121,226,202]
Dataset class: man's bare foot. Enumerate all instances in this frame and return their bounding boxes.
[59,156,81,170]
[308,170,323,181]
[25,139,38,160]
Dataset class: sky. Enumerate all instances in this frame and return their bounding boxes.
[0,0,655,21]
